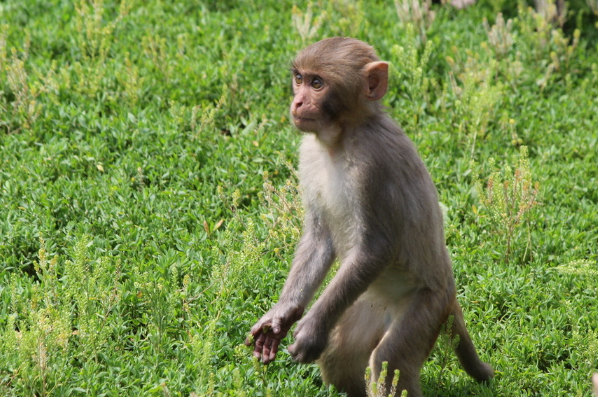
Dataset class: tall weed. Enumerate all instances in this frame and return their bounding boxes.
[391,33,434,132]
[328,0,366,37]
[515,3,580,88]
[483,13,514,60]
[0,30,41,132]
[473,146,540,264]
[292,3,326,43]
[0,236,123,395]
[194,171,302,395]
[72,0,131,98]
[534,0,567,28]
[394,0,435,44]
[446,51,503,156]
[365,362,404,397]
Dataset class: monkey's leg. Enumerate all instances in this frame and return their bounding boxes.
[368,288,452,397]
[316,298,386,397]
[451,301,494,381]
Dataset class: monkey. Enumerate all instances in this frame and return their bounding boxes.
[245,37,493,397]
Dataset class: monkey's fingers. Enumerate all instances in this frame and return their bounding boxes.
[287,342,299,361]
[250,320,271,336]
[252,333,267,360]
[267,339,280,363]
[247,319,274,345]
[271,316,286,334]
[288,339,317,364]
[245,325,262,346]
[261,336,276,364]
[245,331,257,347]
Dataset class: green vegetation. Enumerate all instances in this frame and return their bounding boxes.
[1,0,597,395]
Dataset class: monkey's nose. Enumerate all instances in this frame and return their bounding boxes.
[292,98,304,111]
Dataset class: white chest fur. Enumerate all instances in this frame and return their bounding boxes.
[299,135,361,256]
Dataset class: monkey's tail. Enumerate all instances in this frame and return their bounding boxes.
[451,301,494,382]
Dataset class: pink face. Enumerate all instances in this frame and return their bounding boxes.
[290,71,331,133]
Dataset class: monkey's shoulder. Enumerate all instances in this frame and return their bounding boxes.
[352,121,431,183]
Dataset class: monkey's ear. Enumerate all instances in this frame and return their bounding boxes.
[364,61,389,101]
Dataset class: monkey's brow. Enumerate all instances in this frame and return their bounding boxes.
[290,69,321,80]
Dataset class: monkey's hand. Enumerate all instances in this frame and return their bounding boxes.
[245,303,304,364]
[288,314,328,364]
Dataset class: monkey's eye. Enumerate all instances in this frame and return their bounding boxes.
[294,74,303,85]
[311,78,323,90]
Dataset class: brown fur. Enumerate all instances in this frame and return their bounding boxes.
[246,37,493,397]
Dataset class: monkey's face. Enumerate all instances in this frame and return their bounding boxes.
[290,70,337,133]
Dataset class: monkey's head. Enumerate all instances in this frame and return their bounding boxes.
[290,37,389,134]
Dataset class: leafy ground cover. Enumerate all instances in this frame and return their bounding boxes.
[0,0,597,395]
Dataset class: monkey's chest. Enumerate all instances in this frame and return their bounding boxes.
[301,157,361,255]
[299,135,364,253]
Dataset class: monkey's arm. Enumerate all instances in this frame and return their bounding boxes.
[279,218,336,307]
[246,215,335,364]
[289,232,395,363]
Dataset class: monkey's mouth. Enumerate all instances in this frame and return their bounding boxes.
[292,116,316,123]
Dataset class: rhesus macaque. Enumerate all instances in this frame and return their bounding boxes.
[246,37,493,397]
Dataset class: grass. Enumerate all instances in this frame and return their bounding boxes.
[0,0,597,395]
